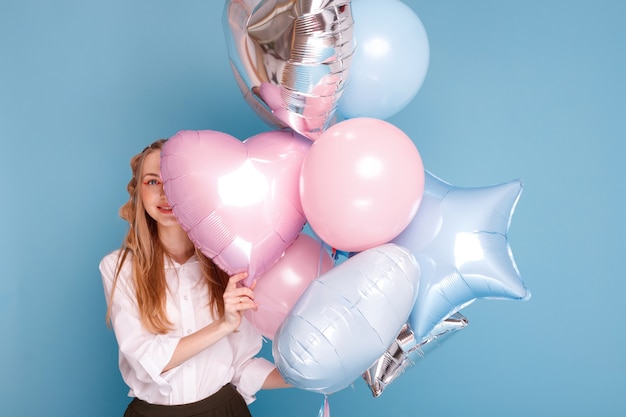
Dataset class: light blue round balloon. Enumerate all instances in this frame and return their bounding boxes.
[338,0,430,119]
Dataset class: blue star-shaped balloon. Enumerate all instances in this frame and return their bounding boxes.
[392,171,531,342]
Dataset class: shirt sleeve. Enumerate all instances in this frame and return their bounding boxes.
[100,252,181,396]
[229,319,276,404]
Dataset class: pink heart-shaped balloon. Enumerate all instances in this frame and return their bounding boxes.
[161,129,311,287]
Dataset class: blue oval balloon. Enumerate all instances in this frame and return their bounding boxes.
[272,243,420,394]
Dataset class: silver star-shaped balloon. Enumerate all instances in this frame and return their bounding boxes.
[393,171,531,342]
[363,312,469,397]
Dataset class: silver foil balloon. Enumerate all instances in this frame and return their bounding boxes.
[272,243,420,394]
[223,0,355,140]
[362,313,469,397]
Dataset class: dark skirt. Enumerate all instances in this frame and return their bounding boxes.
[123,384,252,417]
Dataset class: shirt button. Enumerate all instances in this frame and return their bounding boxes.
[183,295,189,301]
[187,329,192,334]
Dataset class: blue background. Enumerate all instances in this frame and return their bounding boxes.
[1,0,624,416]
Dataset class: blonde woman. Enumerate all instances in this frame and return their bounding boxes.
[100,139,289,417]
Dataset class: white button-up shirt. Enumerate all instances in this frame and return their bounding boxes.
[100,250,275,405]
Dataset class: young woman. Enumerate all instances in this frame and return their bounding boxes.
[100,139,289,417]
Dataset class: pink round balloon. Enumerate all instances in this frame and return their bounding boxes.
[299,118,425,252]
[161,129,311,287]
[246,233,334,339]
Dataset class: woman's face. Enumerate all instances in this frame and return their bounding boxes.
[139,150,180,229]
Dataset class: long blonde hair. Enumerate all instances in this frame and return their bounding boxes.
[106,139,231,334]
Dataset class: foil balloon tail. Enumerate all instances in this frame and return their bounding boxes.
[363,312,469,397]
[318,395,330,417]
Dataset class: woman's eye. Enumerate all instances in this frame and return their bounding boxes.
[145,179,160,186]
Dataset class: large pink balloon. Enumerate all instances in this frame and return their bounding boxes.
[246,233,334,340]
[161,129,311,287]
[299,118,425,252]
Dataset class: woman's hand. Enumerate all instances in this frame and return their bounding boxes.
[162,272,258,373]
[222,272,258,332]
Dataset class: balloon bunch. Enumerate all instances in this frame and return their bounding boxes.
[160,0,530,413]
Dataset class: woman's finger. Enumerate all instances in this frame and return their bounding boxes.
[226,272,249,288]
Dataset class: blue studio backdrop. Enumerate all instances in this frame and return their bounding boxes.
[1,1,625,416]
